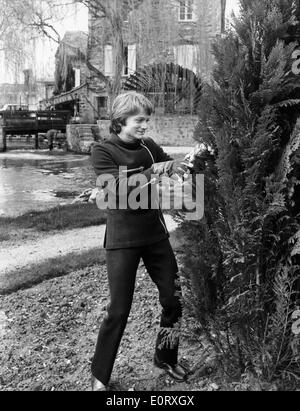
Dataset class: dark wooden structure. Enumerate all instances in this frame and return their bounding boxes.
[0,110,71,151]
[123,63,202,115]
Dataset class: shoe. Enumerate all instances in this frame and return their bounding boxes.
[91,376,107,392]
[154,355,189,382]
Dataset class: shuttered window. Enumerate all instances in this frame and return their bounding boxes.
[105,44,136,77]
[123,44,137,76]
[74,68,81,87]
[127,44,137,75]
[174,44,198,73]
[104,45,113,77]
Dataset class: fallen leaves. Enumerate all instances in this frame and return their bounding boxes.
[0,262,210,392]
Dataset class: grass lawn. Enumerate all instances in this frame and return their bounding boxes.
[0,203,107,241]
[0,247,106,295]
[0,230,183,296]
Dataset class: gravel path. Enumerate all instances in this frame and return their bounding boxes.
[0,215,178,277]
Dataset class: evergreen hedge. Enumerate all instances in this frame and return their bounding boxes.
[179,0,300,384]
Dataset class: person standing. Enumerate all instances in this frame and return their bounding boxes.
[90,92,190,391]
[46,129,58,151]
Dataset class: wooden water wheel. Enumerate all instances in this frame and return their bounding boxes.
[123,63,202,115]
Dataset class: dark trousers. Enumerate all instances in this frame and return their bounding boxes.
[91,239,182,385]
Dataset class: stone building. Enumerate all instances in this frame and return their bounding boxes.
[0,76,54,111]
[85,0,226,119]
[49,1,225,119]
[47,0,228,150]
[40,31,89,116]
[0,2,88,110]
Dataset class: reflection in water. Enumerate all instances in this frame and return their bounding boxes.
[0,151,96,217]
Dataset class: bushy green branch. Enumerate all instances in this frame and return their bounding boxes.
[180,0,300,385]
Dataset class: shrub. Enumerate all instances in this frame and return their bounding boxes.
[179,0,300,385]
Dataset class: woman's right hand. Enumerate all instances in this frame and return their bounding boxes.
[151,160,190,178]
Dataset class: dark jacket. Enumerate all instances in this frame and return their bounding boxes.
[91,134,172,250]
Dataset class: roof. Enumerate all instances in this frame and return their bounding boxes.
[56,31,88,58]
[41,83,88,106]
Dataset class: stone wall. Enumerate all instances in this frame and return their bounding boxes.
[66,124,102,154]
[68,115,197,154]
[98,115,197,147]
[78,86,107,124]
[78,96,93,124]
[147,115,198,146]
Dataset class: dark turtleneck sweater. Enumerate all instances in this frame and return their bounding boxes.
[91,134,172,250]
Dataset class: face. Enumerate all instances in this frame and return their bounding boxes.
[120,110,151,142]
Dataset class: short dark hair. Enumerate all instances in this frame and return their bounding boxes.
[110,92,153,134]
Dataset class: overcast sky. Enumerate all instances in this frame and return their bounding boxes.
[0,2,89,83]
[53,2,88,36]
[226,0,240,17]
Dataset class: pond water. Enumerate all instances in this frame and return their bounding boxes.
[0,150,96,217]
[0,147,192,217]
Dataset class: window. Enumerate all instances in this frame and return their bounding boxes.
[124,46,129,76]
[179,0,194,21]
[74,68,81,88]
[104,45,113,77]
[97,97,108,119]
[127,44,137,75]
[97,96,107,109]
[123,44,137,76]
[105,44,136,77]
[97,96,107,110]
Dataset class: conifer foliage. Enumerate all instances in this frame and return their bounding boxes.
[180,0,300,383]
